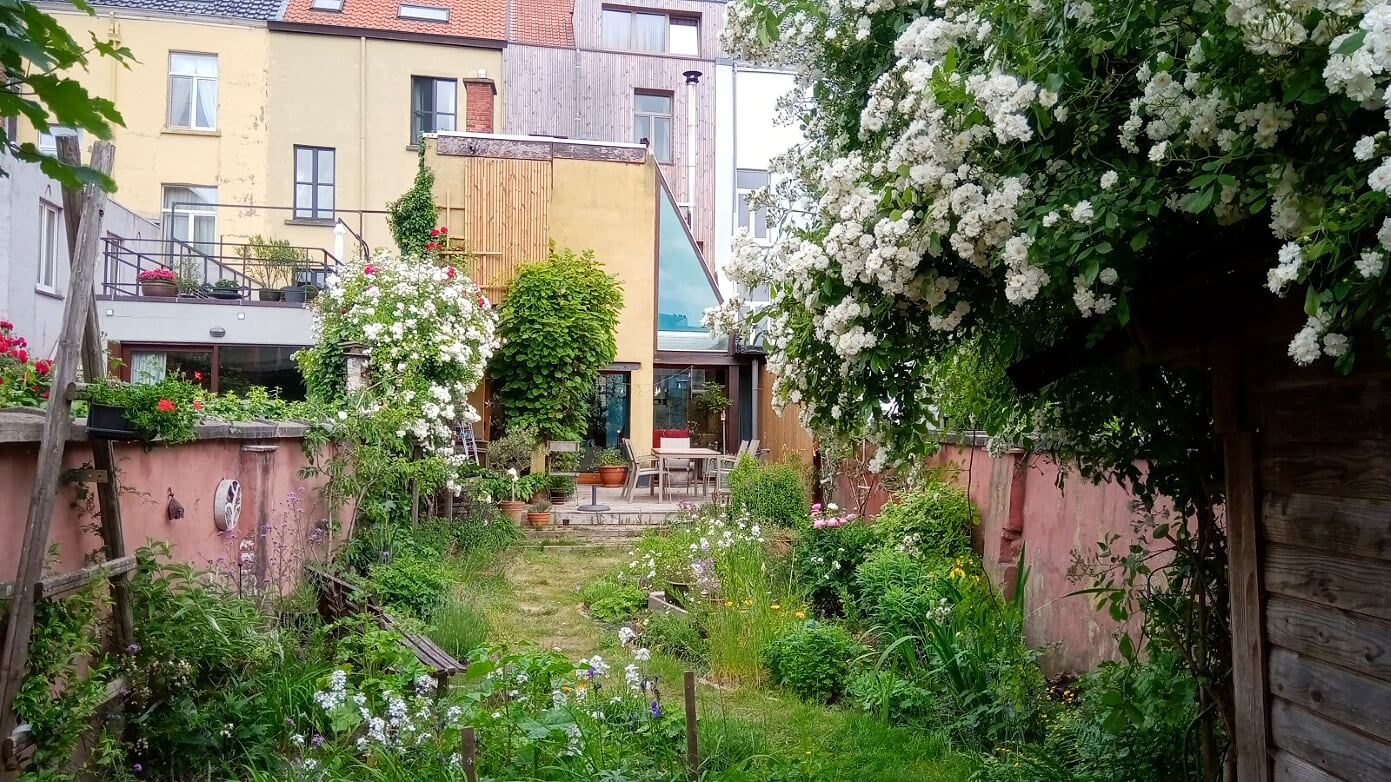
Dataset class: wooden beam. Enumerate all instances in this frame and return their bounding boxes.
[35,557,137,601]
[1224,431,1273,782]
[0,141,115,754]
[60,468,108,485]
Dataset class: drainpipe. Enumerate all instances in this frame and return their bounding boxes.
[683,70,702,231]
[360,36,368,240]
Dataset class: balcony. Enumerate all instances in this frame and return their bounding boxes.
[101,237,341,304]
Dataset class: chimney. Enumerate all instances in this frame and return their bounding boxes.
[683,70,702,230]
[462,74,496,133]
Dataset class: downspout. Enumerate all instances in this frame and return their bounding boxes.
[683,70,702,232]
[572,8,582,138]
[359,35,368,244]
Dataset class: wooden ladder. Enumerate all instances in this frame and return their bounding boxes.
[0,141,134,779]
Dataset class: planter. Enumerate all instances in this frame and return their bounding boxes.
[498,500,527,525]
[281,285,308,304]
[527,511,551,528]
[304,286,320,302]
[258,288,285,302]
[209,288,242,300]
[598,466,627,488]
[549,489,572,505]
[664,581,692,606]
[577,472,602,486]
[530,490,548,504]
[85,403,141,441]
[139,280,177,298]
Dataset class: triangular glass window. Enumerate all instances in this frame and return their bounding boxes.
[657,185,724,351]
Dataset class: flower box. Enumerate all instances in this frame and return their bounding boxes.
[140,280,177,298]
[85,403,141,441]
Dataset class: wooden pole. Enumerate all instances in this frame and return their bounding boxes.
[0,141,116,763]
[683,670,698,777]
[55,137,134,654]
[460,725,477,782]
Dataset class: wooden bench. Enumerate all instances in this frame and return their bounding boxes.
[304,565,466,689]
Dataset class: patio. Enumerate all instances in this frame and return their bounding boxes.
[548,483,709,526]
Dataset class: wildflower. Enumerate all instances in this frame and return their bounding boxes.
[127,643,140,654]
[155,399,176,412]
[634,647,651,661]
[795,611,806,619]
[133,764,142,773]
[337,410,348,420]
[650,700,663,718]
[192,401,202,410]
[363,264,375,275]
[770,604,781,610]
[724,600,733,607]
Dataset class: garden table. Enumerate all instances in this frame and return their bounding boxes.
[652,446,721,501]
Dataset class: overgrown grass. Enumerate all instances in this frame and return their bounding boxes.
[426,595,490,659]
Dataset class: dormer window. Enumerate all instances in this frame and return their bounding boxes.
[398,3,448,22]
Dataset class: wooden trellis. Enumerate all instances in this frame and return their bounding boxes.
[0,140,133,779]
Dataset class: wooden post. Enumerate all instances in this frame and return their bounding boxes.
[1214,345,1272,782]
[460,725,477,782]
[55,137,134,654]
[683,670,698,777]
[0,141,116,764]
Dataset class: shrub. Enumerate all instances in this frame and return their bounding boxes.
[641,610,708,663]
[847,667,939,726]
[581,579,648,623]
[761,620,862,703]
[487,424,539,475]
[854,549,951,638]
[793,517,878,615]
[729,456,809,527]
[367,556,450,619]
[427,595,490,660]
[871,478,976,563]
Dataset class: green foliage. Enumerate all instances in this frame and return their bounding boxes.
[596,447,625,467]
[489,245,623,441]
[427,595,490,660]
[86,375,200,444]
[0,0,132,191]
[367,556,450,619]
[762,620,861,703]
[871,479,976,563]
[793,517,878,614]
[196,385,317,422]
[0,321,51,408]
[640,611,708,663]
[854,549,953,639]
[234,235,307,289]
[729,456,809,527]
[581,579,648,623]
[386,146,437,256]
[694,382,731,413]
[487,423,538,475]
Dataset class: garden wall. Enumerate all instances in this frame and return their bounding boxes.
[837,442,1151,676]
[0,412,341,590]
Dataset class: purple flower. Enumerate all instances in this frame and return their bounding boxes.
[126,644,140,654]
[649,700,662,719]
[285,718,295,727]
[133,763,143,773]
[311,734,324,747]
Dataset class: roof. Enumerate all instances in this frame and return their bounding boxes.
[510,0,573,47]
[279,0,507,41]
[87,0,282,20]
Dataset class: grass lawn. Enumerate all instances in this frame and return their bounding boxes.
[448,544,982,781]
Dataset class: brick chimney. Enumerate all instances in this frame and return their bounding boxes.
[462,77,497,133]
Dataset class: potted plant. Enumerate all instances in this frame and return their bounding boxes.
[175,256,204,297]
[597,448,627,488]
[495,468,528,525]
[84,375,200,445]
[527,500,551,528]
[548,474,575,505]
[210,279,243,300]
[517,473,549,503]
[237,236,304,301]
[136,268,177,298]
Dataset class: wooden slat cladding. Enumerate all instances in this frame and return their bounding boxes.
[1270,648,1391,744]
[1266,544,1391,622]
[1270,699,1391,781]
[437,157,552,293]
[572,0,727,62]
[1262,441,1391,500]
[1268,597,1391,682]
[1273,751,1345,782]
[757,365,814,463]
[1265,493,1391,562]
[1259,382,1391,443]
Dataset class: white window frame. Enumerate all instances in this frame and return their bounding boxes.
[398,3,448,21]
[37,126,81,156]
[162,185,218,255]
[633,91,674,164]
[37,201,61,293]
[167,52,218,131]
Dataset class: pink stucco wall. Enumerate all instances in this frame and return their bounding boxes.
[837,443,1153,675]
[1,426,340,591]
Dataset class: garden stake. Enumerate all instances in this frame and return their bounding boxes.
[683,671,698,778]
[460,725,477,782]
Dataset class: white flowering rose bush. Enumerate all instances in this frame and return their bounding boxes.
[299,251,497,497]
[716,0,1391,502]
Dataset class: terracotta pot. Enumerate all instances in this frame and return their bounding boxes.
[140,280,177,298]
[577,472,602,485]
[599,466,627,488]
[527,511,551,528]
[498,500,527,525]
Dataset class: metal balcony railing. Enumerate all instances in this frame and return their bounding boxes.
[100,237,340,301]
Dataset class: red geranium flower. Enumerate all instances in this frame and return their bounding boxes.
[430,228,440,237]
[192,400,202,410]
[193,371,203,381]
[438,226,447,234]
[446,267,455,278]
[41,391,49,399]
[14,349,26,363]
[35,359,51,375]
[425,242,437,251]
[156,399,176,412]
[363,264,375,275]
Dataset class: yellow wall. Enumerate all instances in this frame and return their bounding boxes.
[547,157,658,453]
[266,33,504,253]
[35,10,272,241]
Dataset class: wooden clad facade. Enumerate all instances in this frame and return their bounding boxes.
[502,0,725,257]
[757,364,814,464]
[435,156,554,300]
[1222,343,1391,780]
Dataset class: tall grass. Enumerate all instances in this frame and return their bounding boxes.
[701,540,799,688]
[427,593,491,660]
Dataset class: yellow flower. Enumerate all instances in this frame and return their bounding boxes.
[795,611,806,619]
[770,604,781,610]
[724,600,734,607]
[949,567,966,579]
[742,599,752,606]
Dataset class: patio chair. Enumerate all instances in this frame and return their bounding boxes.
[658,436,696,501]
[620,438,661,500]
[706,454,739,504]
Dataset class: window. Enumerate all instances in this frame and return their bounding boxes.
[293,146,335,220]
[602,8,699,54]
[37,126,81,156]
[398,3,448,21]
[633,92,673,163]
[410,76,457,143]
[162,185,217,255]
[309,0,343,9]
[37,201,60,292]
[657,185,723,351]
[736,168,771,240]
[167,52,218,130]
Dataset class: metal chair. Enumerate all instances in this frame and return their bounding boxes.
[621,438,661,500]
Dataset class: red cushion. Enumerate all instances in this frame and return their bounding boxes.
[653,429,690,448]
